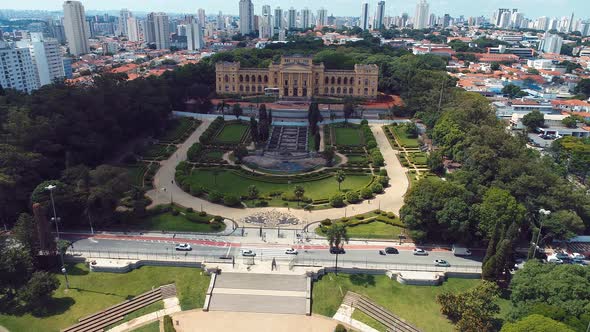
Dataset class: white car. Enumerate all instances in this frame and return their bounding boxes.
[434,259,450,267]
[547,255,563,264]
[241,249,256,257]
[571,253,586,260]
[175,243,192,251]
[285,248,298,255]
[413,248,428,256]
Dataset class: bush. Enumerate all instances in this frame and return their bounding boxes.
[355,215,364,220]
[330,193,345,207]
[223,194,241,207]
[255,200,269,207]
[213,215,223,222]
[378,176,390,187]
[321,219,332,226]
[379,169,388,176]
[189,185,204,197]
[366,140,377,150]
[345,191,360,203]
[334,323,347,332]
[341,217,349,222]
[209,191,223,203]
[171,209,180,216]
[187,143,203,162]
[361,187,373,199]
[374,209,383,215]
[360,119,368,125]
[372,183,383,193]
[186,207,193,213]
[163,315,176,332]
[199,211,207,217]
[371,150,385,166]
[387,212,395,219]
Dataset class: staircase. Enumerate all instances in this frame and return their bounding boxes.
[62,284,177,332]
[343,291,421,332]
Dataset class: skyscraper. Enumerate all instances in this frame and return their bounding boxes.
[239,0,254,35]
[539,33,563,54]
[274,7,283,30]
[126,17,141,42]
[493,8,510,26]
[0,41,39,93]
[16,32,64,87]
[63,0,89,56]
[145,13,169,49]
[301,8,311,29]
[317,8,328,27]
[360,3,369,30]
[375,1,385,30]
[287,7,297,30]
[118,9,132,36]
[198,8,206,28]
[186,21,204,50]
[414,0,429,29]
[259,5,273,38]
[498,11,511,28]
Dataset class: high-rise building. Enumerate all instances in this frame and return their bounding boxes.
[217,11,225,30]
[127,17,141,42]
[197,8,206,28]
[239,0,254,35]
[375,1,385,30]
[581,21,590,37]
[145,13,170,49]
[536,16,550,31]
[118,9,132,36]
[274,7,283,30]
[317,8,328,26]
[177,24,187,36]
[0,41,39,93]
[567,12,574,33]
[259,5,273,38]
[63,0,90,56]
[498,11,511,28]
[360,3,369,30]
[16,32,64,87]
[287,7,297,29]
[186,21,204,50]
[539,33,563,54]
[511,11,524,29]
[414,0,429,29]
[442,14,451,28]
[301,8,311,29]
[494,8,511,26]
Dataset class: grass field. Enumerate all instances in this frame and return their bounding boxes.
[205,150,224,159]
[214,123,248,143]
[346,154,367,163]
[315,211,404,240]
[157,118,196,142]
[184,169,373,201]
[133,321,160,332]
[334,126,363,146]
[141,211,225,233]
[390,126,420,148]
[352,309,388,331]
[140,144,175,159]
[408,152,428,166]
[312,273,481,332]
[0,264,210,332]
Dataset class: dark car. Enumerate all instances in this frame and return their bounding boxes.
[329,247,345,254]
[385,247,399,254]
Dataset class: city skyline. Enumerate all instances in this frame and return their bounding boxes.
[2,0,589,19]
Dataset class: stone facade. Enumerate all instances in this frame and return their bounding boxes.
[215,55,379,99]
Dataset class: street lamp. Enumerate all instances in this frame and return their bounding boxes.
[45,184,60,240]
[61,266,70,289]
[531,209,551,259]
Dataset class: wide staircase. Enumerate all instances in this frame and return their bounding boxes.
[62,284,177,332]
[343,291,421,332]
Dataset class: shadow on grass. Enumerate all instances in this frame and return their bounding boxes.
[350,274,376,287]
[64,264,89,276]
[70,287,130,300]
[31,297,75,317]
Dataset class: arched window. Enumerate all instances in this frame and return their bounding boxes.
[239,85,243,91]
[246,86,250,92]
[324,87,328,94]
[343,77,348,85]
[245,75,250,82]
[239,75,243,82]
[331,77,335,84]
[224,75,229,83]
[337,87,341,94]
[258,86,262,92]
[350,77,354,85]
[365,79,369,85]
[349,87,354,94]
[258,75,262,82]
[251,75,256,82]
[325,77,329,84]
[330,87,335,94]
[337,77,341,85]
[364,87,368,95]
[264,75,268,83]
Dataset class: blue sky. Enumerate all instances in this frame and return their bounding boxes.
[3,0,589,18]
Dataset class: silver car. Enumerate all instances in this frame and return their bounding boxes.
[241,249,257,257]
[434,259,450,267]
[413,248,428,256]
[175,243,192,251]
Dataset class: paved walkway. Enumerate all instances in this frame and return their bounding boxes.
[146,123,409,225]
[107,297,181,332]
[171,310,339,332]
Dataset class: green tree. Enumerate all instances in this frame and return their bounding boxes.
[249,116,259,142]
[502,84,527,98]
[540,210,585,243]
[248,185,259,200]
[324,146,336,166]
[561,116,577,128]
[501,314,574,332]
[325,223,349,274]
[307,102,321,134]
[427,150,445,175]
[233,146,248,161]
[294,185,305,206]
[19,271,59,314]
[490,62,500,71]
[343,102,354,122]
[330,193,345,207]
[522,110,544,132]
[12,213,39,258]
[232,103,243,119]
[336,170,346,191]
[476,187,525,238]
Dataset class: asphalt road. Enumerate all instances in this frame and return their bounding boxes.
[70,238,482,267]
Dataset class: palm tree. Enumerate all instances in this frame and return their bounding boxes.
[294,185,305,206]
[336,170,346,191]
[326,223,349,275]
[248,185,259,201]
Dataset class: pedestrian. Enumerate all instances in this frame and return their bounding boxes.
[171,180,174,184]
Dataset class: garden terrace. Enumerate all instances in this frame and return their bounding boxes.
[330,123,364,147]
[156,118,201,144]
[213,121,250,144]
[315,210,406,240]
[386,124,420,149]
[266,126,309,152]
[138,143,176,161]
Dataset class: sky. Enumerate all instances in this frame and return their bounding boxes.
[2,0,589,19]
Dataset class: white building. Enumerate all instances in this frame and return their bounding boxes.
[375,1,385,30]
[360,3,370,30]
[16,33,64,87]
[127,17,141,42]
[63,0,90,56]
[414,0,429,29]
[118,9,132,36]
[186,21,204,51]
[539,33,563,54]
[145,13,170,49]
[259,5,273,39]
[301,8,311,29]
[239,0,254,35]
[274,7,284,31]
[287,7,297,30]
[317,8,328,27]
[0,41,39,93]
[197,8,206,28]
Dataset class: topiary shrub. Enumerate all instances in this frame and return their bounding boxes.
[171,209,180,216]
[360,119,369,126]
[361,187,373,199]
[163,315,176,332]
[199,211,207,217]
[209,191,223,203]
[330,193,345,207]
[387,212,396,219]
[213,215,223,222]
[379,169,388,176]
[345,191,360,204]
[186,207,193,213]
[366,140,377,150]
[372,183,383,194]
[355,215,364,220]
[189,185,203,197]
[321,219,332,226]
[378,176,390,187]
[340,217,349,222]
[223,194,241,207]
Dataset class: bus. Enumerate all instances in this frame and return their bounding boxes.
[264,88,279,96]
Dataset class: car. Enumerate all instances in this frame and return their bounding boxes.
[554,252,569,260]
[175,243,192,251]
[547,255,563,264]
[385,247,399,254]
[329,247,345,254]
[571,253,586,260]
[285,248,298,255]
[241,249,256,257]
[434,259,450,267]
[379,250,386,255]
[413,248,428,256]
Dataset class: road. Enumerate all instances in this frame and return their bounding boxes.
[69,237,482,268]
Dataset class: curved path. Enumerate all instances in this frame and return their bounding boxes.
[146,120,409,226]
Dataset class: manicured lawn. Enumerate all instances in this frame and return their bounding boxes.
[0,264,210,332]
[205,150,224,159]
[133,321,160,332]
[126,164,148,187]
[214,123,248,143]
[408,152,428,166]
[334,126,363,146]
[104,301,163,330]
[345,220,404,239]
[346,154,367,163]
[184,169,373,201]
[157,118,197,142]
[390,126,420,148]
[122,205,226,233]
[352,309,388,332]
[140,144,175,159]
[312,273,482,332]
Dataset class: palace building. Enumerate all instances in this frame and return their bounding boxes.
[215,55,379,99]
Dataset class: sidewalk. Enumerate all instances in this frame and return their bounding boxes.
[107,297,181,332]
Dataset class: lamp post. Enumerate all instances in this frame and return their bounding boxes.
[46,184,69,289]
[61,266,70,289]
[531,208,551,259]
